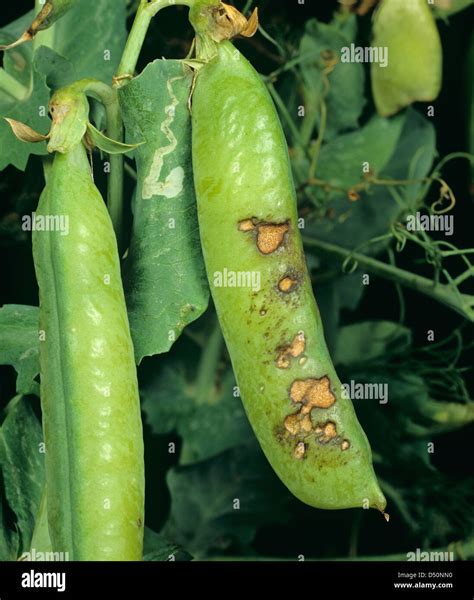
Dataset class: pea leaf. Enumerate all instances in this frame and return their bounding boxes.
[0,396,45,555]
[0,32,50,170]
[33,46,76,90]
[142,360,253,465]
[314,271,365,355]
[334,320,412,366]
[143,526,191,561]
[119,60,209,363]
[316,113,406,192]
[163,445,290,557]
[0,305,39,396]
[305,108,435,252]
[299,15,365,140]
[0,495,19,561]
[46,0,127,83]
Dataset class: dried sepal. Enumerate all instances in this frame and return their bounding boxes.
[3,118,49,143]
[209,4,259,42]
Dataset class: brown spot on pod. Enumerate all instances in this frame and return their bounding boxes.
[238,218,257,232]
[294,442,306,460]
[278,276,298,293]
[341,439,350,451]
[276,332,306,369]
[315,421,337,444]
[238,218,289,255]
[290,376,336,411]
[256,223,289,255]
[284,412,312,436]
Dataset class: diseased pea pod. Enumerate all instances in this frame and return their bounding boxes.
[32,141,144,560]
[191,36,386,511]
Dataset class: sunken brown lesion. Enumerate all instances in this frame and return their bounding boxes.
[314,421,337,444]
[289,376,336,410]
[294,441,306,460]
[237,217,289,255]
[276,332,306,369]
[280,376,351,457]
[257,223,289,254]
[278,276,298,293]
[238,218,257,232]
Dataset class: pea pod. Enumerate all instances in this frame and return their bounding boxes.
[32,141,144,560]
[190,23,386,510]
[371,0,442,117]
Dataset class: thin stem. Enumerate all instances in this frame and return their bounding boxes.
[0,68,29,101]
[195,319,224,406]
[115,0,195,84]
[80,80,124,249]
[302,236,474,321]
[308,97,326,178]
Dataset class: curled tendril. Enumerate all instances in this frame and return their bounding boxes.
[342,254,359,273]
[391,224,407,252]
[431,178,456,214]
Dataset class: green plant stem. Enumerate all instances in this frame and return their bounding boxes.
[303,236,474,321]
[195,320,223,406]
[115,0,195,84]
[81,80,124,249]
[0,68,29,100]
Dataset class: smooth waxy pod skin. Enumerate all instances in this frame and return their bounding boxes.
[192,41,386,510]
[32,142,144,559]
[371,0,442,117]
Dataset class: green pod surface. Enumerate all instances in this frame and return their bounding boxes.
[32,142,144,560]
[192,41,386,511]
[371,0,442,117]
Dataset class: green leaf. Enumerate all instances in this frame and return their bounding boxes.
[0,305,39,396]
[163,445,290,557]
[382,108,436,206]
[314,271,365,355]
[305,109,435,252]
[33,46,76,90]
[316,113,406,192]
[51,0,127,83]
[119,60,209,363]
[86,122,142,154]
[143,526,191,561]
[0,26,50,170]
[0,396,45,555]
[299,15,365,140]
[0,495,19,561]
[142,361,253,466]
[334,321,412,367]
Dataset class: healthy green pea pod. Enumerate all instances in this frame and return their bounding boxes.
[371,0,442,117]
[32,141,144,560]
[191,34,386,511]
